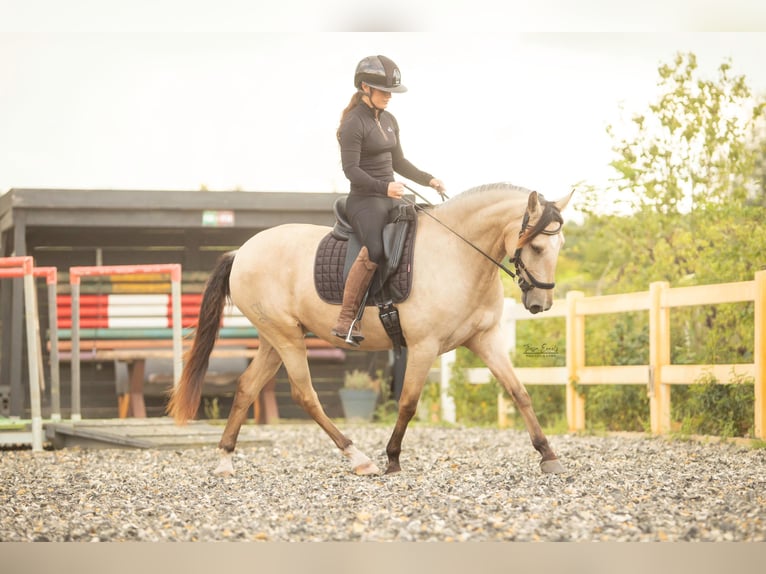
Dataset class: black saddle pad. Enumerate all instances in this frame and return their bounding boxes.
[314,224,416,306]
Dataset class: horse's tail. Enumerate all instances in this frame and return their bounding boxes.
[167,251,236,424]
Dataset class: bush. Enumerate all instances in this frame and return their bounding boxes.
[673,371,755,438]
[580,384,649,432]
[448,359,500,426]
[509,385,568,431]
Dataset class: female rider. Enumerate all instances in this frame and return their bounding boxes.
[332,55,445,344]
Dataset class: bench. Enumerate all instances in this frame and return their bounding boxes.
[54,289,345,419]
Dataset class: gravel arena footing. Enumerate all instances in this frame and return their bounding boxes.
[1,424,764,542]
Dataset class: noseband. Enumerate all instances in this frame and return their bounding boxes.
[512,203,563,293]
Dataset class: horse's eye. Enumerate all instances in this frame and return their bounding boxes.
[531,244,544,255]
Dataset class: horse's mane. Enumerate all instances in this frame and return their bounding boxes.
[431,182,563,246]
[431,182,530,215]
[448,182,531,203]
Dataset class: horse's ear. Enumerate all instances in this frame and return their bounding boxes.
[527,191,542,214]
[553,190,574,212]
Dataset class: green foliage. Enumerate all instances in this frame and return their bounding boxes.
[513,317,565,368]
[203,397,220,420]
[510,385,568,432]
[580,385,650,432]
[673,371,755,438]
[373,375,399,424]
[448,356,500,426]
[343,369,380,391]
[416,379,443,424]
[585,312,649,367]
[578,52,766,293]
[563,51,765,434]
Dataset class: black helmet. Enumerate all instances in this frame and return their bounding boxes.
[354,55,407,93]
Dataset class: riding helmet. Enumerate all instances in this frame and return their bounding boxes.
[354,55,407,93]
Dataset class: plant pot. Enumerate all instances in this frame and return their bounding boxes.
[338,388,379,422]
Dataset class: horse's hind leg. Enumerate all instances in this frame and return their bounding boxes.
[466,328,565,474]
[214,339,283,476]
[279,344,380,475]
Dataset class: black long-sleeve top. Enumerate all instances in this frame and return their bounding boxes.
[338,102,434,196]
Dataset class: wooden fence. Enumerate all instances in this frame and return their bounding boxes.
[451,270,765,439]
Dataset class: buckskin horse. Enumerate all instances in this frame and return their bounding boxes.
[168,183,573,477]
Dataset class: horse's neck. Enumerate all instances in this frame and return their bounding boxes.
[431,187,527,257]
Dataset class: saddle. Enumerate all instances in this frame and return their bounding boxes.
[314,197,417,353]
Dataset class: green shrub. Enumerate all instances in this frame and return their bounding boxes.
[509,385,568,431]
[580,384,650,432]
[673,371,755,438]
[448,359,500,426]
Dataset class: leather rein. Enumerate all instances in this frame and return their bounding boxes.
[402,184,562,292]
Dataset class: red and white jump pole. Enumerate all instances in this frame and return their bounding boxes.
[68,264,182,421]
[0,256,47,451]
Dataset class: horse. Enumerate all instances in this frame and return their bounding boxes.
[168,183,573,477]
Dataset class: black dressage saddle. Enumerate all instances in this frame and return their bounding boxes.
[313,197,417,306]
[313,197,418,357]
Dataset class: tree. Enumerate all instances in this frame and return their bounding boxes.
[572,51,765,398]
[578,52,766,293]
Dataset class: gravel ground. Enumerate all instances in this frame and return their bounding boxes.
[1,424,764,542]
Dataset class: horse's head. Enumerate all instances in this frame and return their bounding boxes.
[511,190,573,314]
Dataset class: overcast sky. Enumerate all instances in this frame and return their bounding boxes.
[2,2,766,210]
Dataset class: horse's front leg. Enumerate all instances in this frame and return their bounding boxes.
[385,345,438,474]
[215,341,282,476]
[465,328,565,474]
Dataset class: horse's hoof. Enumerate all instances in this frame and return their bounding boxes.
[354,461,381,475]
[540,459,565,474]
[384,463,401,475]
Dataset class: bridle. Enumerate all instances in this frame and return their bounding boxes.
[402,185,563,293]
[512,208,563,293]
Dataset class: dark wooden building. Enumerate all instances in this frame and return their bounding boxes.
[0,188,385,420]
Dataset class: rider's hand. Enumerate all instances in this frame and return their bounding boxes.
[387,182,405,199]
[429,178,446,196]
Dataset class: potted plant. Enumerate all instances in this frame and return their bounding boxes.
[338,369,381,422]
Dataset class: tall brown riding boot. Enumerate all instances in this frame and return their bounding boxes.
[331,246,378,345]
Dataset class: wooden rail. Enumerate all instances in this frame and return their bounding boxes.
[462,270,765,438]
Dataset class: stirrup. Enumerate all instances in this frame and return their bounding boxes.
[343,318,363,347]
[341,286,371,347]
[332,325,362,347]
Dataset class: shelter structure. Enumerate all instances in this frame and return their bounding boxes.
[0,188,378,420]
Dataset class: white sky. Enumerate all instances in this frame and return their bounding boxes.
[2,2,766,209]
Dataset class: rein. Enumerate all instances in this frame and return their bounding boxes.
[402,184,562,291]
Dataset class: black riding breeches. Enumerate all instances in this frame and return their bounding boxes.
[345,194,397,264]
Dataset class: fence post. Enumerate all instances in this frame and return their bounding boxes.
[755,270,765,440]
[649,281,671,434]
[170,265,183,387]
[566,290,585,431]
[45,269,61,421]
[70,276,82,421]
[440,350,457,424]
